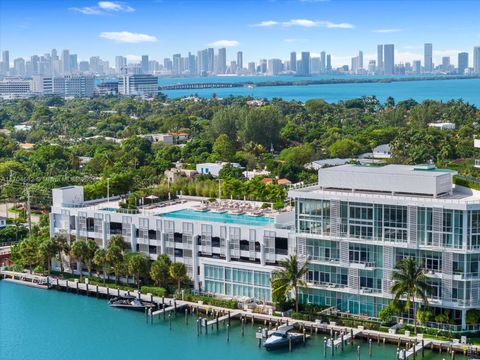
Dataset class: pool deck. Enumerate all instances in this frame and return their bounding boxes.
[2,270,478,355]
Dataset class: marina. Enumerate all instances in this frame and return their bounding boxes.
[1,270,478,360]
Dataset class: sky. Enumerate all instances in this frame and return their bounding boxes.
[1,0,480,67]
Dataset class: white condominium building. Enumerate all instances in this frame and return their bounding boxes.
[50,163,480,331]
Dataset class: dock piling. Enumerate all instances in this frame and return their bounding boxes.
[357,345,361,360]
[227,324,230,342]
[185,308,188,325]
[289,336,292,352]
[369,339,372,357]
[324,337,327,358]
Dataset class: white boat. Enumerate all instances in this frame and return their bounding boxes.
[210,208,227,214]
[228,209,245,215]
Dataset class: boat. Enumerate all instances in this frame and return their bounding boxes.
[263,325,305,351]
[246,210,263,217]
[210,208,227,214]
[228,209,245,215]
[108,295,155,311]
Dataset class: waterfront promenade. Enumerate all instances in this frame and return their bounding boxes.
[1,269,478,358]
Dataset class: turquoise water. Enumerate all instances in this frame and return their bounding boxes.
[158,76,480,104]
[0,281,459,360]
[159,209,274,226]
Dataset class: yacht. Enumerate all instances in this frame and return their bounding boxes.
[108,295,155,311]
[263,325,304,351]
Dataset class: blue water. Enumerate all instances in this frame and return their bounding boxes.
[0,281,456,360]
[159,209,274,226]
[157,75,480,105]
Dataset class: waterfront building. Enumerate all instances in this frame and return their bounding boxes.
[298,52,311,76]
[236,51,243,72]
[267,59,283,75]
[49,186,294,302]
[217,48,227,75]
[290,52,297,72]
[383,44,395,75]
[50,163,480,330]
[413,60,421,74]
[119,74,158,97]
[320,52,326,73]
[474,46,480,74]
[376,45,383,74]
[458,52,469,75]
[424,43,433,73]
[326,54,332,71]
[288,164,480,330]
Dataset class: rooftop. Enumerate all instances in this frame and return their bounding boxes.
[315,164,457,197]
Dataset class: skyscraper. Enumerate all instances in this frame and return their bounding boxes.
[172,54,182,75]
[236,51,243,71]
[320,51,326,72]
[217,48,227,74]
[141,55,149,74]
[70,54,78,72]
[13,58,25,77]
[358,51,363,70]
[474,46,480,74]
[299,52,310,76]
[61,49,70,75]
[441,56,450,72]
[424,43,433,73]
[326,54,332,71]
[458,52,469,75]
[207,48,214,74]
[2,50,9,75]
[377,45,383,74]
[290,52,297,72]
[413,60,421,74]
[115,56,127,75]
[383,44,395,75]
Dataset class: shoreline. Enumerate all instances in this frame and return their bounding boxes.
[1,270,478,356]
[159,75,480,91]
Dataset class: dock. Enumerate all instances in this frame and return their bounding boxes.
[203,311,241,327]
[333,328,362,347]
[403,340,432,359]
[2,269,480,356]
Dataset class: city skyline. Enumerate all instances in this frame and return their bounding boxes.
[2,0,480,67]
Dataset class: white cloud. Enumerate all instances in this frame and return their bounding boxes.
[249,20,279,27]
[283,19,319,27]
[319,21,354,29]
[71,6,103,15]
[100,31,157,43]
[71,1,134,15]
[98,1,135,12]
[251,18,354,29]
[208,40,239,47]
[373,28,404,33]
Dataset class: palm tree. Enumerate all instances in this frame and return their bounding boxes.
[70,240,88,281]
[169,262,188,293]
[53,232,69,274]
[150,254,172,287]
[38,238,59,275]
[390,257,431,334]
[108,235,129,251]
[271,255,309,313]
[106,245,123,285]
[84,239,98,278]
[127,252,150,289]
[93,248,108,283]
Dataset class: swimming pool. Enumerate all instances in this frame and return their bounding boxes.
[158,209,274,226]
